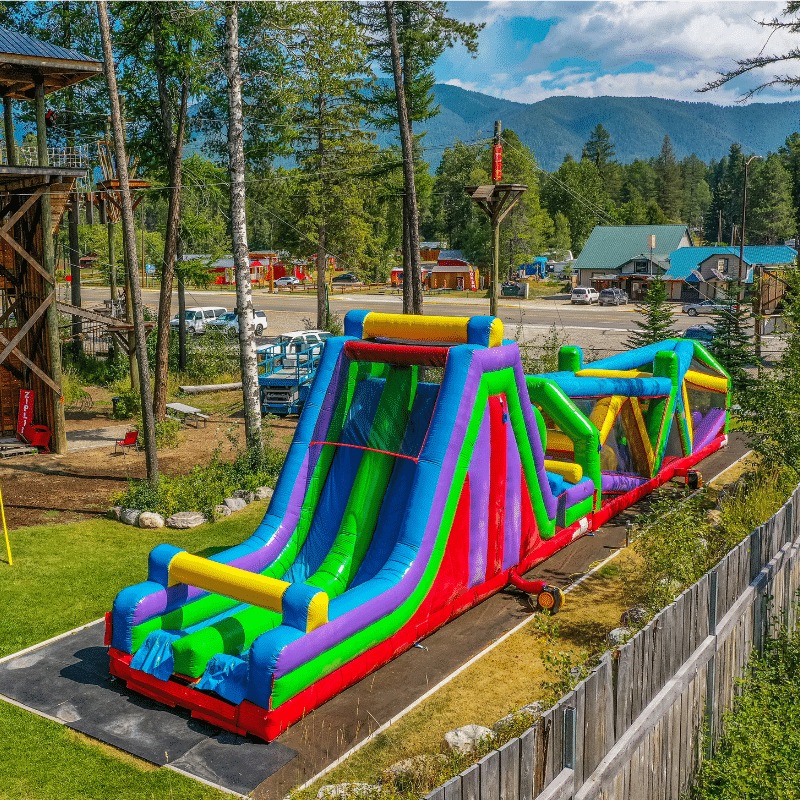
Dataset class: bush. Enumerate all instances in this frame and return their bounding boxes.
[113,435,285,518]
[690,606,800,799]
[111,388,141,420]
[629,469,794,614]
[62,348,130,387]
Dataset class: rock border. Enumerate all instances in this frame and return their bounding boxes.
[108,486,274,529]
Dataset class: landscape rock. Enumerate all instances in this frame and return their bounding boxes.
[607,626,632,647]
[224,497,247,512]
[620,605,648,626]
[120,508,141,526]
[232,489,254,504]
[254,486,274,501]
[492,701,544,733]
[214,504,232,519]
[166,511,207,529]
[707,509,723,528]
[316,783,379,799]
[442,724,495,754]
[380,754,447,787]
[138,511,165,529]
[108,506,122,521]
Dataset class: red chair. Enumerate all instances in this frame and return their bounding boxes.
[20,424,51,453]
[114,430,139,456]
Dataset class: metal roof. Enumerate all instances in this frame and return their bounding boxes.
[0,28,100,63]
[664,246,797,280]
[438,250,469,263]
[573,225,692,272]
[0,27,102,99]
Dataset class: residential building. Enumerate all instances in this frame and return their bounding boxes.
[573,225,693,300]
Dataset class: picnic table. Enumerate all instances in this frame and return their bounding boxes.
[165,402,209,427]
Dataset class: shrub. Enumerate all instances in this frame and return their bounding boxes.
[111,388,141,420]
[113,434,285,518]
[690,606,800,799]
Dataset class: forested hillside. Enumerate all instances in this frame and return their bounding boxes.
[404,86,800,172]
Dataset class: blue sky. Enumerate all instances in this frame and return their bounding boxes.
[436,2,794,105]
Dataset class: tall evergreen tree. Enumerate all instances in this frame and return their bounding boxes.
[626,279,680,349]
[289,2,374,329]
[779,131,800,239]
[540,158,611,253]
[363,1,481,314]
[748,153,795,245]
[654,135,682,220]
[709,287,757,396]
[680,154,711,232]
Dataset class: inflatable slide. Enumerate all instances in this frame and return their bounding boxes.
[107,312,730,741]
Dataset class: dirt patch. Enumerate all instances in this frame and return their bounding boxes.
[0,387,296,531]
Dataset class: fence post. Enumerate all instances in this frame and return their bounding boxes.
[704,570,718,760]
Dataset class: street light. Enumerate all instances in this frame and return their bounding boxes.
[738,154,762,303]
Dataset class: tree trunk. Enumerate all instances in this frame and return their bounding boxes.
[177,235,186,372]
[97,0,159,484]
[402,204,412,312]
[385,0,422,315]
[225,1,262,451]
[400,3,423,314]
[68,192,82,355]
[316,91,328,330]
[317,223,327,329]
[151,5,189,422]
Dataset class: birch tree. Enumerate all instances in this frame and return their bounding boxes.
[224,1,261,451]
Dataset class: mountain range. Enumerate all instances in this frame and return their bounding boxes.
[389,84,800,173]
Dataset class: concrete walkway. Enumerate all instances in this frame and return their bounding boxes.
[65,425,130,452]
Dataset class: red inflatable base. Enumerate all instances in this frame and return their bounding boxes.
[107,434,726,742]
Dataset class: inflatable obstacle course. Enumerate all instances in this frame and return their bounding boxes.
[107,312,729,741]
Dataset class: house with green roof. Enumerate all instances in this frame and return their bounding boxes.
[574,225,693,300]
[664,245,796,309]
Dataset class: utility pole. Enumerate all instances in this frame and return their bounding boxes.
[753,263,763,360]
[465,121,527,317]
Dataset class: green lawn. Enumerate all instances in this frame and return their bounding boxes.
[0,505,270,799]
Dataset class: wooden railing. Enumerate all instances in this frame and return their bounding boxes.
[425,485,800,800]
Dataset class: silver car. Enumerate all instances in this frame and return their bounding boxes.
[681,299,738,317]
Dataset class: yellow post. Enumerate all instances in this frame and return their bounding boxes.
[1,485,11,565]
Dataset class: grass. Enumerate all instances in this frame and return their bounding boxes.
[0,508,273,799]
[0,503,268,659]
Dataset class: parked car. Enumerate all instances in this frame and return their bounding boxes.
[570,287,599,305]
[331,272,361,284]
[206,309,267,336]
[169,306,228,335]
[598,288,629,306]
[275,276,300,286]
[683,324,715,343]
[681,298,739,316]
[258,330,332,365]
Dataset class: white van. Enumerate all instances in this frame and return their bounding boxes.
[169,306,228,335]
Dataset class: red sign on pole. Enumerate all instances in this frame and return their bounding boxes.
[492,144,503,182]
[17,389,33,435]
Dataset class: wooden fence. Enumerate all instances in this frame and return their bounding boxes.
[425,484,800,800]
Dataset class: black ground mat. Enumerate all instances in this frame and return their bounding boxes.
[0,621,297,795]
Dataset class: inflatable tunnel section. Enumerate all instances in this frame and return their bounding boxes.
[106,313,730,741]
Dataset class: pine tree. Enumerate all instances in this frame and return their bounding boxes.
[654,135,682,220]
[709,286,756,397]
[738,271,800,474]
[626,279,680,349]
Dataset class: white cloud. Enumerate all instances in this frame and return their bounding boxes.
[437,1,800,105]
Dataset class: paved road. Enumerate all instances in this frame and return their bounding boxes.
[74,285,702,356]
